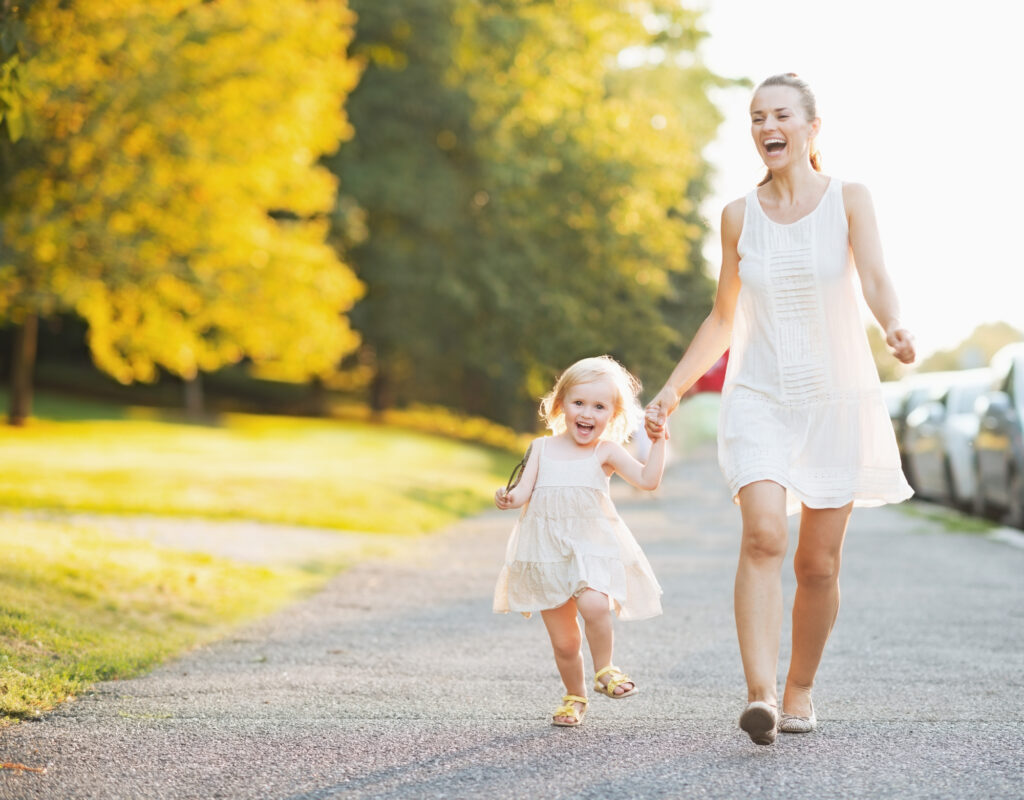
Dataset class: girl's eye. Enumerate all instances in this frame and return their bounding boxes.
[574,400,583,406]
[596,404,605,410]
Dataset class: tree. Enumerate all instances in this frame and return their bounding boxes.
[0,0,363,423]
[917,321,1024,373]
[335,0,729,428]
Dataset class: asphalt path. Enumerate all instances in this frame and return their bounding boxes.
[2,444,1023,799]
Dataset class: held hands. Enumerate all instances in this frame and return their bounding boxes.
[644,386,679,441]
[886,323,916,364]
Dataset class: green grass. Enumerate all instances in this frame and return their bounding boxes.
[0,516,321,722]
[0,391,519,534]
[0,389,525,725]
[894,501,998,534]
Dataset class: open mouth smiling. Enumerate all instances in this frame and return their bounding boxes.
[576,421,594,434]
[763,137,786,154]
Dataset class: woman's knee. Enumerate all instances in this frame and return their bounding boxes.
[793,551,841,586]
[740,516,788,562]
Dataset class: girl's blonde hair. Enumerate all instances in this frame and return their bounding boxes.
[539,355,644,444]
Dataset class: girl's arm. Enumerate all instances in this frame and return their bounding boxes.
[494,440,541,510]
[601,438,667,491]
[844,182,915,364]
[645,199,744,438]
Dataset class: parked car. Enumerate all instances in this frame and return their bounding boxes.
[973,343,1024,526]
[891,371,962,490]
[901,368,992,507]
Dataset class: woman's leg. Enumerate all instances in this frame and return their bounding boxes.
[540,599,586,722]
[782,503,852,717]
[575,589,633,694]
[735,481,790,706]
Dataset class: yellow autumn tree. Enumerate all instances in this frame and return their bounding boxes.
[0,0,362,422]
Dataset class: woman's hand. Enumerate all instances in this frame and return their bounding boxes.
[644,387,680,441]
[886,323,916,364]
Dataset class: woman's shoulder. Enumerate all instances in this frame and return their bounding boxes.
[721,196,746,237]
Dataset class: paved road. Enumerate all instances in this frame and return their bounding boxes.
[2,445,1023,799]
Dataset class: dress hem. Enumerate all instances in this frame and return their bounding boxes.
[726,469,913,516]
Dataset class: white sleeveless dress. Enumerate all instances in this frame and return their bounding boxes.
[493,438,663,620]
[718,178,912,515]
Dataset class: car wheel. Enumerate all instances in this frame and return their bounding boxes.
[942,458,956,508]
[972,458,991,519]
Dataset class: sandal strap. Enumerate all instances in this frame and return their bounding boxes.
[553,694,588,720]
[595,666,632,691]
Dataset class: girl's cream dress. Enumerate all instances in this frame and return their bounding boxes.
[493,437,662,620]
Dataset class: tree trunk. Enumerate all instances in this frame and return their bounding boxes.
[184,373,204,419]
[8,312,38,426]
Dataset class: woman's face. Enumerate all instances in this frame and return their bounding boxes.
[749,85,819,171]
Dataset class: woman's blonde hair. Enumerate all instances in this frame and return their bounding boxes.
[539,355,643,444]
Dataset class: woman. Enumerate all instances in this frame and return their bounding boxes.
[645,73,915,745]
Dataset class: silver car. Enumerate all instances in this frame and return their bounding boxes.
[902,368,992,507]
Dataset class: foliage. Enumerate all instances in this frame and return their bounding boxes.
[334,0,728,428]
[917,321,1024,373]
[0,516,320,723]
[0,0,362,387]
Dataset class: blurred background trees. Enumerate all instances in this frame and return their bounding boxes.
[1,0,730,430]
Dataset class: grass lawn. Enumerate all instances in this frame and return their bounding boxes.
[0,390,523,725]
[0,516,320,723]
[0,390,520,534]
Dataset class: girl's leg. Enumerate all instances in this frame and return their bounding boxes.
[735,481,789,706]
[540,599,586,723]
[575,589,633,694]
[782,503,852,717]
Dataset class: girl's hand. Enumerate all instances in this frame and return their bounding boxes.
[887,324,916,364]
[494,488,514,510]
[644,387,679,441]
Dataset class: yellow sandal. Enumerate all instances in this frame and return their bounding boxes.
[594,665,638,699]
[551,694,588,727]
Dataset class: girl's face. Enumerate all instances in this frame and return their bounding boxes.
[562,377,617,446]
[749,85,819,171]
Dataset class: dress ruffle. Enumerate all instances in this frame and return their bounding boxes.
[493,485,662,620]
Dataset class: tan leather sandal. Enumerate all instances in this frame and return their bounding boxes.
[593,665,638,698]
[551,694,588,727]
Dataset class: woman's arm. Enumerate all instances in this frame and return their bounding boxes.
[601,438,667,491]
[645,199,744,437]
[845,182,915,364]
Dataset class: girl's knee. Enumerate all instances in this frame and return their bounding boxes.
[575,589,611,622]
[549,632,582,661]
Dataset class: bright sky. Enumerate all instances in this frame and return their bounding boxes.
[695,0,1024,359]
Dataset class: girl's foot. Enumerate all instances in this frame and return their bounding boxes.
[552,694,588,727]
[594,665,638,698]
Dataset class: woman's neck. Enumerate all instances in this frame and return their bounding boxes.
[763,164,827,203]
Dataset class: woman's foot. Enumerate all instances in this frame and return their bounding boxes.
[552,694,588,727]
[594,665,637,698]
[779,699,817,733]
[739,701,778,745]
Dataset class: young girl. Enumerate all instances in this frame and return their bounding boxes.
[493,355,666,727]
